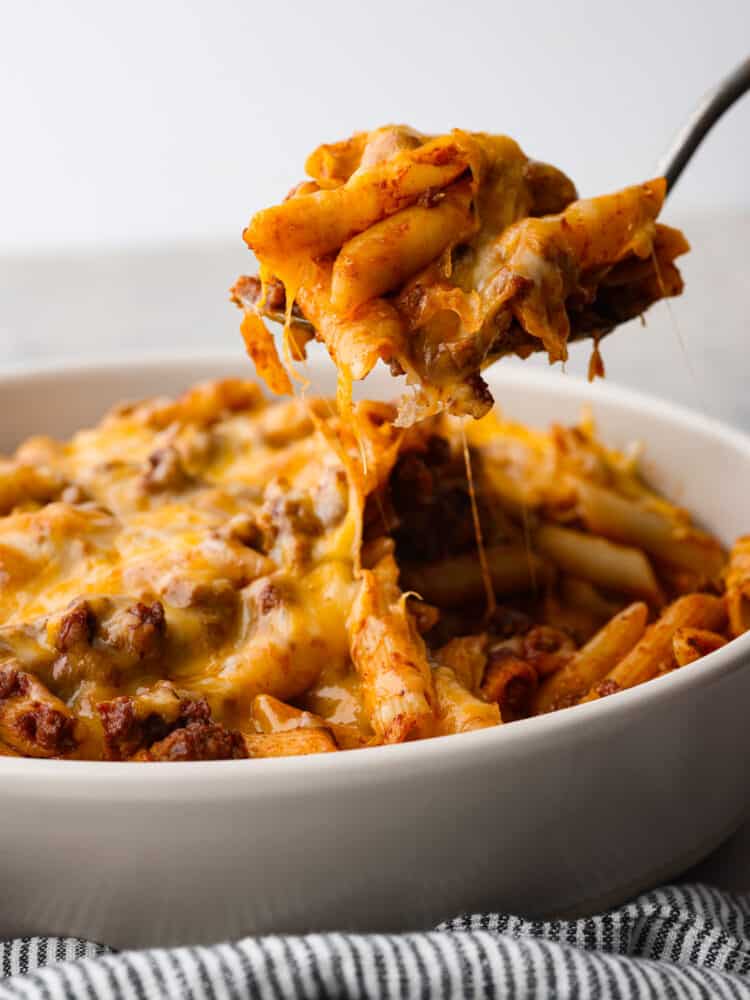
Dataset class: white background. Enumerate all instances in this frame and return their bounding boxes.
[1,0,749,250]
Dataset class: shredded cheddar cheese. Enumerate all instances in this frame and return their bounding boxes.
[0,379,737,762]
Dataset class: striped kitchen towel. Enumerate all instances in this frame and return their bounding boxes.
[3,883,750,998]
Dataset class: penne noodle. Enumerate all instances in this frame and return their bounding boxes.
[492,180,667,362]
[331,179,476,314]
[305,131,370,188]
[542,594,602,644]
[472,427,555,516]
[347,553,436,743]
[251,694,369,750]
[672,628,727,668]
[581,593,727,700]
[295,261,407,381]
[559,576,627,630]
[654,563,711,598]
[533,602,648,713]
[433,634,488,693]
[481,652,538,722]
[356,126,426,171]
[570,180,665,267]
[725,536,750,637]
[401,544,547,609]
[576,480,725,582]
[521,626,576,678]
[251,693,327,734]
[305,126,425,189]
[541,588,593,642]
[243,729,338,758]
[325,724,372,751]
[523,159,578,216]
[535,522,663,604]
[246,134,477,268]
[433,666,501,735]
[562,579,625,617]
[240,311,293,396]
[286,180,322,199]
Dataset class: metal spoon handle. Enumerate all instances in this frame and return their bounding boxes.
[658,55,750,193]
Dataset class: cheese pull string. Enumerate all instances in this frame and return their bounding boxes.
[460,419,496,620]
[658,55,750,195]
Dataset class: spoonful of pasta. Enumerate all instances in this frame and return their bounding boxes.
[232,56,750,426]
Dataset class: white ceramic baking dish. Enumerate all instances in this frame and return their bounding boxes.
[2,353,750,949]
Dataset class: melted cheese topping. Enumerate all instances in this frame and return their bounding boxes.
[0,381,402,757]
[0,377,735,761]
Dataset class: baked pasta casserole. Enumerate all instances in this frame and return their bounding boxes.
[1,378,746,761]
[235,125,689,424]
[2,124,743,763]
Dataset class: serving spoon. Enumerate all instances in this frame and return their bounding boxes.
[658,54,750,195]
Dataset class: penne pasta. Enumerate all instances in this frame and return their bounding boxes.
[533,602,648,713]
[433,634,488,693]
[347,553,436,743]
[246,133,478,270]
[355,126,426,172]
[401,544,547,608]
[672,628,727,667]
[651,563,710,598]
[304,130,371,187]
[581,593,727,700]
[535,522,663,604]
[541,591,602,644]
[576,480,725,583]
[240,311,293,396]
[243,729,338,758]
[251,694,369,750]
[293,260,407,381]
[725,536,750,637]
[251,693,326,734]
[521,626,576,678]
[432,666,501,735]
[330,179,476,314]
[489,179,669,362]
[481,652,538,722]
[559,576,627,628]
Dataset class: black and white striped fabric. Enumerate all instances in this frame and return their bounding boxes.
[3,883,750,998]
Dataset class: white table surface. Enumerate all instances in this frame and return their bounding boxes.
[2,214,750,893]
